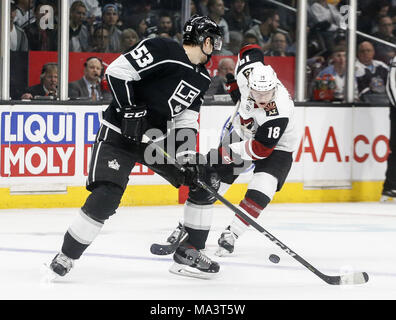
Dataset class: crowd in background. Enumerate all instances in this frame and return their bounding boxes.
[8,0,396,103]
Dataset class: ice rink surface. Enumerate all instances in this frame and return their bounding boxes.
[0,202,396,300]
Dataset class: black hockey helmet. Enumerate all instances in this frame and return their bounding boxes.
[183,15,223,51]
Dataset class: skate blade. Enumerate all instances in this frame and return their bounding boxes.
[214,247,233,257]
[380,195,396,203]
[40,263,60,285]
[169,263,217,280]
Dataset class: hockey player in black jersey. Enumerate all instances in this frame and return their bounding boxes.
[49,15,223,278]
[159,44,299,265]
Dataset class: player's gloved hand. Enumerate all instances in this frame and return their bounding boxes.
[225,73,241,104]
[177,152,205,188]
[121,105,148,144]
[178,152,219,191]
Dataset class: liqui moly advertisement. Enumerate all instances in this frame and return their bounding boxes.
[1,112,76,177]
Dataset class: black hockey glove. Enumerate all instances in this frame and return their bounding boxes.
[178,152,219,191]
[225,73,241,104]
[121,106,148,144]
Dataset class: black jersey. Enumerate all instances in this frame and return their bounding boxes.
[103,37,211,134]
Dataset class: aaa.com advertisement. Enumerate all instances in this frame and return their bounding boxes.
[0,104,390,187]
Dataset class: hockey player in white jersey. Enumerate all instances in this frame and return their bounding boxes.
[214,44,299,256]
[154,44,299,269]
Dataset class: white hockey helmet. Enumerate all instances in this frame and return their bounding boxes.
[248,64,278,106]
[249,64,278,91]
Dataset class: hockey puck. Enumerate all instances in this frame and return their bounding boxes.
[269,254,280,264]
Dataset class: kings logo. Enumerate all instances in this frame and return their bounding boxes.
[168,80,200,116]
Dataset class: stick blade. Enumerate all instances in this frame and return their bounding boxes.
[338,272,369,285]
[150,243,177,255]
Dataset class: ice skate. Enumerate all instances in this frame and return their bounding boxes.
[215,227,238,257]
[49,253,74,277]
[169,243,219,279]
[380,190,396,203]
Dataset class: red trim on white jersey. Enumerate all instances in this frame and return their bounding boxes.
[245,140,275,160]
[237,197,264,225]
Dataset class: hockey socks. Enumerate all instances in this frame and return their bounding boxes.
[183,200,213,250]
[62,209,104,260]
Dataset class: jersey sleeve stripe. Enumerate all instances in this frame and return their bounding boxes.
[106,55,141,81]
[245,139,275,160]
[125,80,132,106]
[106,75,122,108]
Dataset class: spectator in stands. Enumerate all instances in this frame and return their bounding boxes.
[244,9,280,52]
[310,0,342,33]
[11,2,29,52]
[88,25,110,52]
[120,28,139,52]
[355,41,389,100]
[69,1,89,52]
[21,63,58,99]
[208,0,230,44]
[173,0,198,37]
[129,14,148,40]
[206,57,236,95]
[70,0,101,35]
[196,0,209,16]
[224,0,252,34]
[306,55,326,97]
[242,33,259,46]
[70,0,102,20]
[157,11,182,42]
[24,2,58,51]
[372,15,396,64]
[264,32,294,57]
[334,29,347,47]
[310,0,342,53]
[14,0,35,29]
[389,7,396,36]
[190,0,198,16]
[111,1,124,30]
[127,0,158,30]
[277,0,296,34]
[228,30,243,55]
[69,57,109,101]
[358,0,391,35]
[286,27,297,55]
[317,45,353,101]
[102,4,122,53]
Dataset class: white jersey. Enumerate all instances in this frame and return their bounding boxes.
[228,57,299,161]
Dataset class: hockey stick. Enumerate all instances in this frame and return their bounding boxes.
[219,99,240,143]
[143,137,369,285]
[150,223,188,255]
